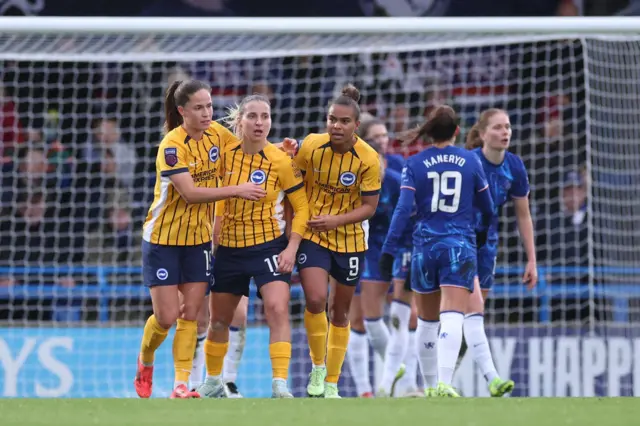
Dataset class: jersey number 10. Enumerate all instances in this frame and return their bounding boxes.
[427,171,462,213]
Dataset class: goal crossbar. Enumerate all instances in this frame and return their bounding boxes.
[1,17,640,62]
[2,16,640,34]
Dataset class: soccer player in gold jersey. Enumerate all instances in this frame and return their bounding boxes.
[197,94,309,398]
[134,80,266,399]
[294,84,382,398]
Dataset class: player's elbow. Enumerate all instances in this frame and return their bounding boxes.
[362,203,377,220]
[289,194,310,220]
[180,191,196,204]
[293,206,310,223]
[292,224,307,237]
[180,188,205,205]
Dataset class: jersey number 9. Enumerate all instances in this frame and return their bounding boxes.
[427,171,462,213]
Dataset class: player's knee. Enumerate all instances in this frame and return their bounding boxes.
[263,300,289,324]
[179,303,200,321]
[304,293,326,314]
[208,317,230,333]
[197,315,209,334]
[328,305,349,327]
[155,308,179,329]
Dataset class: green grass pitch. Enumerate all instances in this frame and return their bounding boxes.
[1,398,638,426]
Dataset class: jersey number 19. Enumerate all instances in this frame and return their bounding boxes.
[427,171,462,213]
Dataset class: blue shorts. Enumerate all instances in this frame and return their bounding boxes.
[142,240,212,287]
[392,249,412,281]
[297,239,365,286]
[477,241,498,290]
[411,241,476,294]
[361,247,411,282]
[212,235,290,297]
[362,245,385,282]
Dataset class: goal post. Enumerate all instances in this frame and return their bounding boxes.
[0,17,639,398]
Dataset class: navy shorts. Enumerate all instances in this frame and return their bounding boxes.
[477,240,498,290]
[411,240,476,294]
[297,239,365,286]
[212,235,290,297]
[142,240,212,287]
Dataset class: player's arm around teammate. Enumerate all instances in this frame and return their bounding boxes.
[134,80,267,400]
[294,85,381,398]
[197,94,309,399]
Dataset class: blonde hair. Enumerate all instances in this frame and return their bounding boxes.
[465,108,506,150]
[220,93,271,139]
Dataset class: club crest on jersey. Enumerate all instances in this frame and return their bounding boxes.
[209,146,219,163]
[250,169,267,185]
[164,148,178,167]
[339,171,356,187]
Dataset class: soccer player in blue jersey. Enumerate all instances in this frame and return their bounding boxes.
[380,105,495,397]
[374,163,420,398]
[346,119,419,397]
[457,108,538,396]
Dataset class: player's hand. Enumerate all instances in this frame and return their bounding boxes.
[308,215,340,232]
[522,261,538,290]
[277,247,296,274]
[378,253,394,282]
[235,183,267,201]
[281,138,298,157]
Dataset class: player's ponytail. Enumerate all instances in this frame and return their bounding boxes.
[401,105,458,145]
[465,108,505,150]
[164,80,183,134]
[163,79,212,134]
[465,124,484,149]
[221,104,242,136]
[331,83,361,120]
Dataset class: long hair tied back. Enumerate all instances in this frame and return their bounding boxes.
[399,105,458,145]
[464,108,504,150]
[331,83,361,120]
[163,79,211,133]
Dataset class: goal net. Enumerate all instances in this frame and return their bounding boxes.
[0,17,639,398]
